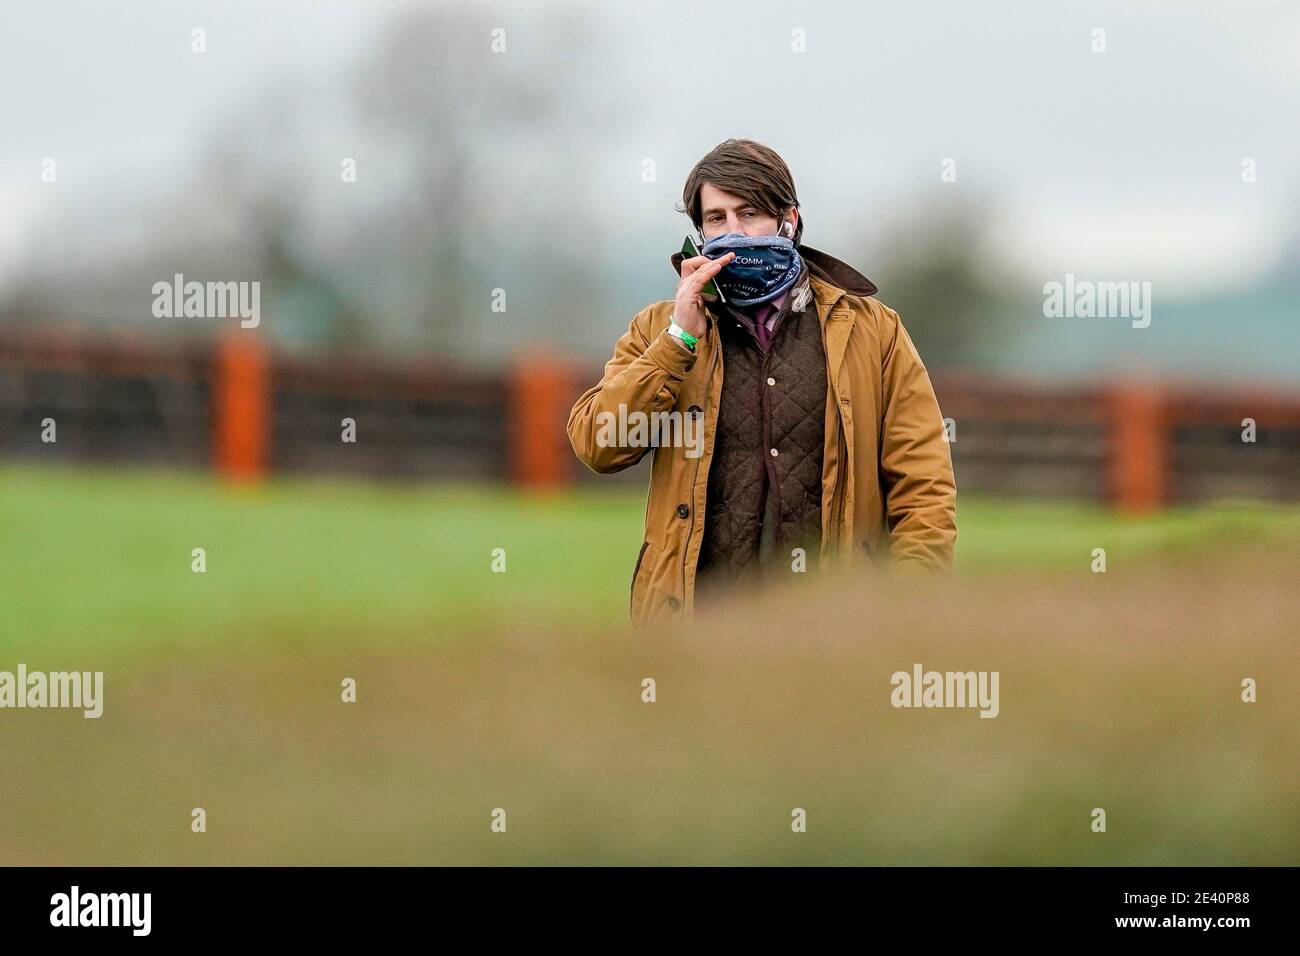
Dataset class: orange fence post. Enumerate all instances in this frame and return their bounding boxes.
[509,353,575,490]
[214,331,270,483]
[1107,383,1166,513]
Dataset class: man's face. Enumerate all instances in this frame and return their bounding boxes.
[698,182,796,241]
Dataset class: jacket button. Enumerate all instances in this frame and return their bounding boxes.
[676,503,690,519]
[770,448,779,458]
[687,404,703,417]
[767,377,776,386]
[667,596,680,610]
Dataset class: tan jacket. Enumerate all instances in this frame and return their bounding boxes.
[567,245,957,627]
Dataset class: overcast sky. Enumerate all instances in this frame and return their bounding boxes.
[2,0,1298,304]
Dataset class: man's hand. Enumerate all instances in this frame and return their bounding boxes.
[673,252,734,338]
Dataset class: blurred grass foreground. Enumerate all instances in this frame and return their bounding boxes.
[1,464,1297,865]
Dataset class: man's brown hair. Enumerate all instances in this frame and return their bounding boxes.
[678,138,804,245]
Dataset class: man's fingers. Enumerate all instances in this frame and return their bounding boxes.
[687,256,731,293]
[682,252,734,292]
[678,255,711,276]
[680,251,734,277]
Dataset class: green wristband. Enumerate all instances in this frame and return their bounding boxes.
[667,319,698,351]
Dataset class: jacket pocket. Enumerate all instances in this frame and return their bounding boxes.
[629,540,665,626]
[861,535,888,567]
[630,541,651,618]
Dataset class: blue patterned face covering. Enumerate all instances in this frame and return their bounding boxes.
[700,232,804,307]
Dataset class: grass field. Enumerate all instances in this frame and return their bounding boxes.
[4,463,1300,664]
[1,464,1297,865]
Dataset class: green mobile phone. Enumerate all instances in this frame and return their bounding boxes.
[682,235,726,304]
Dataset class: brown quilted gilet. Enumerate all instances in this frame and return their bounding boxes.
[695,273,826,600]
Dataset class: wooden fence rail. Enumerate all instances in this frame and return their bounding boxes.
[2,329,1297,508]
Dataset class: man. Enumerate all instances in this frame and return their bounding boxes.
[568,138,956,626]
